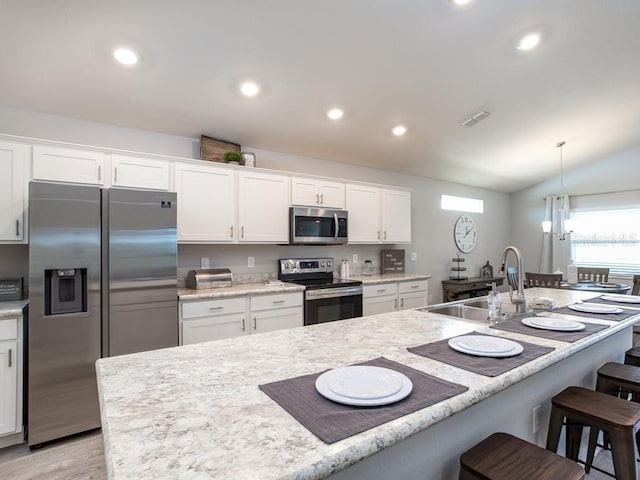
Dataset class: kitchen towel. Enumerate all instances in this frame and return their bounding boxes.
[408,332,554,377]
[550,304,638,322]
[489,315,609,342]
[258,357,468,444]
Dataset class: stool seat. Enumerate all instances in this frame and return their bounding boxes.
[598,361,640,391]
[625,347,640,367]
[460,432,584,480]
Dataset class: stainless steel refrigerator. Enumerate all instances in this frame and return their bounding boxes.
[28,181,178,446]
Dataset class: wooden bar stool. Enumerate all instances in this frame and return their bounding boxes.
[547,385,640,480]
[459,432,584,480]
[624,347,640,367]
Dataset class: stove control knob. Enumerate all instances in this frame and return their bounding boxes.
[320,262,325,267]
[327,261,332,268]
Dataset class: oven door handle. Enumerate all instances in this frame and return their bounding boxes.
[306,287,362,300]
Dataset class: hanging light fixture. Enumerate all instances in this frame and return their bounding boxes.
[542,141,574,240]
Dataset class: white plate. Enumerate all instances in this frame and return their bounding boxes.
[568,303,623,314]
[522,316,585,332]
[448,335,523,358]
[601,294,640,304]
[315,366,413,406]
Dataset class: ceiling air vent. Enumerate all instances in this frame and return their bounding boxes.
[460,110,490,127]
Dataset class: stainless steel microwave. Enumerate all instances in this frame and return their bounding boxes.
[289,207,348,245]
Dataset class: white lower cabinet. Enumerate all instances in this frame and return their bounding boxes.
[362,280,428,317]
[0,317,22,447]
[181,292,303,345]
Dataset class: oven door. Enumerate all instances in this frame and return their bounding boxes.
[304,286,362,325]
[290,207,348,245]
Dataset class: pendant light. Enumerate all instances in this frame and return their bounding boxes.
[542,141,574,240]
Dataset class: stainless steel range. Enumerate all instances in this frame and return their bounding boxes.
[278,257,362,325]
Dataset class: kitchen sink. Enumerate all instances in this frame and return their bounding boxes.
[418,297,520,323]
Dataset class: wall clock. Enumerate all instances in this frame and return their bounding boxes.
[454,214,477,253]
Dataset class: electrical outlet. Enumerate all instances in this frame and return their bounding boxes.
[353,254,358,263]
[411,252,417,261]
[532,405,541,434]
[200,257,210,269]
[248,256,255,268]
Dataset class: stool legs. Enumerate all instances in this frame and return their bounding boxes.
[610,428,638,480]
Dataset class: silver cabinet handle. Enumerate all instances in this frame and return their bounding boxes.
[400,298,404,308]
[242,318,245,331]
[377,289,387,293]
[16,219,20,236]
[98,165,102,181]
[8,348,12,367]
[377,230,381,240]
[253,317,257,329]
[114,166,118,183]
[209,306,224,311]
[316,193,320,204]
[273,300,285,304]
[394,298,398,309]
[230,225,234,238]
[411,285,420,289]
[320,193,324,204]
[241,226,244,238]
[384,231,387,240]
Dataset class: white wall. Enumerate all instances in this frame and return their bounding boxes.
[511,144,640,277]
[0,106,511,303]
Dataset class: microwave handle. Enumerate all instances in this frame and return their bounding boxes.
[334,213,339,240]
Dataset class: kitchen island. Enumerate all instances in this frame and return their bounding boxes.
[96,288,637,479]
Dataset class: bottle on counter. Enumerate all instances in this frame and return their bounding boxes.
[487,282,502,324]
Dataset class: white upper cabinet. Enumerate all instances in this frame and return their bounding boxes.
[381,188,411,243]
[346,184,382,242]
[0,142,26,242]
[346,184,411,244]
[175,161,236,243]
[111,154,171,191]
[290,176,345,209]
[32,145,105,185]
[238,171,289,243]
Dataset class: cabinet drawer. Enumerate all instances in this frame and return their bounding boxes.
[363,283,398,298]
[398,280,428,294]
[181,297,246,319]
[0,318,17,341]
[251,292,302,311]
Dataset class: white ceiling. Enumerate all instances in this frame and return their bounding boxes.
[1,1,639,193]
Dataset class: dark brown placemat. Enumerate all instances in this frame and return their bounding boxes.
[580,295,640,309]
[407,332,554,377]
[489,315,609,342]
[258,357,468,444]
[550,303,638,321]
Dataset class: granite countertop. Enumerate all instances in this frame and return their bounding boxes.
[178,282,305,300]
[96,288,637,480]
[349,273,431,285]
[0,300,28,319]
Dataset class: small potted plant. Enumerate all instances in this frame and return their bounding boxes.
[223,151,242,165]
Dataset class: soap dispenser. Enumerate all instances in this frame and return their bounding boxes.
[487,282,501,323]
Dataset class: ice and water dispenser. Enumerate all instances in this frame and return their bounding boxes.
[44,268,87,315]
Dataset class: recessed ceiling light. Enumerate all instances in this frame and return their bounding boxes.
[113,47,140,66]
[327,108,344,120]
[517,33,541,51]
[451,0,473,6]
[239,81,260,97]
[392,125,407,136]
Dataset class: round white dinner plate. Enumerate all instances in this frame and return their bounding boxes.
[315,366,413,406]
[601,294,640,304]
[448,335,523,358]
[521,316,585,332]
[568,303,623,314]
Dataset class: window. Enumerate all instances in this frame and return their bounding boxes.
[440,195,483,213]
[570,208,640,277]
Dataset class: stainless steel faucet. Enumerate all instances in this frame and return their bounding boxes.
[499,245,528,313]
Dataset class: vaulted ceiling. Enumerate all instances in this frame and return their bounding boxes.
[1,0,639,192]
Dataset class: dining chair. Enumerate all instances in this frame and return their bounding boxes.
[632,275,640,296]
[577,267,609,283]
[506,266,518,291]
[525,272,563,288]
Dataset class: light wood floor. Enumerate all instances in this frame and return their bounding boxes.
[0,427,618,479]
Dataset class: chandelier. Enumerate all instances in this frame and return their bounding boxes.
[542,141,574,240]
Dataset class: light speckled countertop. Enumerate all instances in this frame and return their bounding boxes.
[178,274,430,300]
[96,288,633,480]
[0,300,28,319]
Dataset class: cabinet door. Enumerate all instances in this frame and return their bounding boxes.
[381,188,411,243]
[363,295,397,316]
[32,145,105,185]
[182,313,247,345]
[0,142,25,241]
[318,180,345,209]
[252,306,303,334]
[112,154,170,191]
[290,177,320,206]
[0,342,18,436]
[399,291,427,310]
[238,171,289,243]
[175,162,236,242]
[346,184,381,243]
